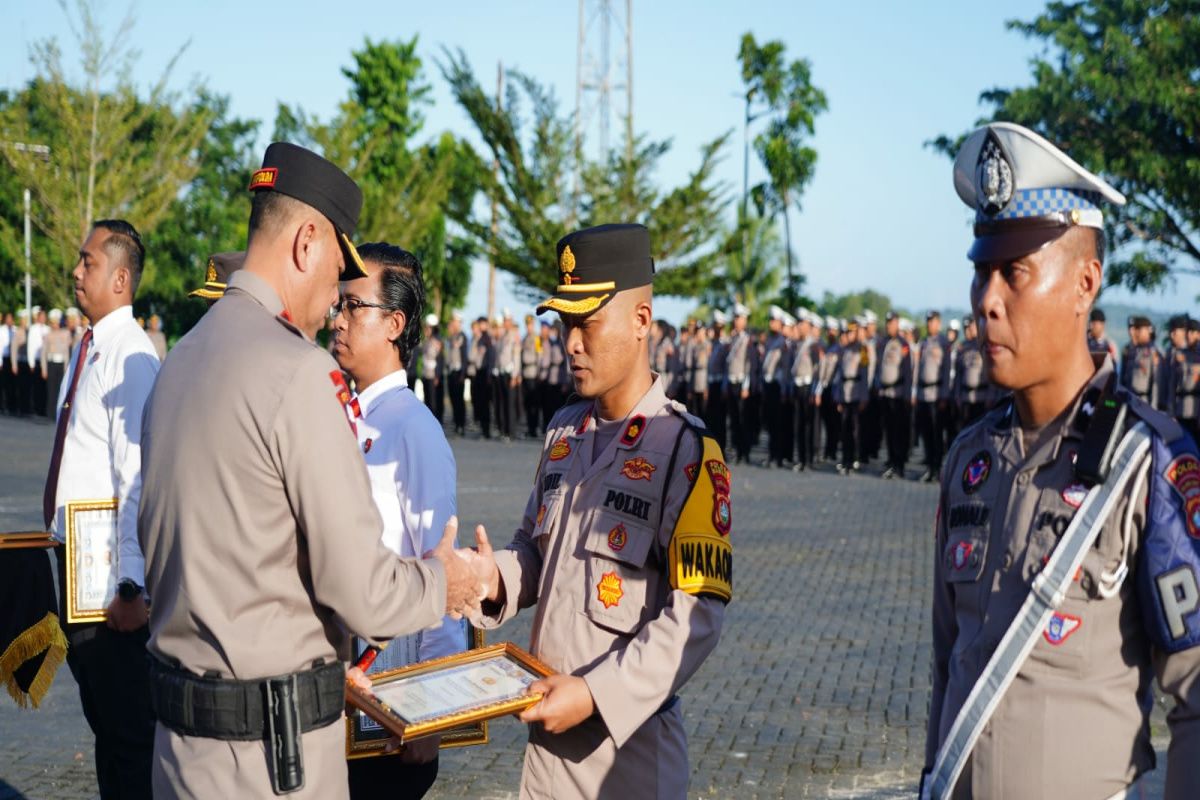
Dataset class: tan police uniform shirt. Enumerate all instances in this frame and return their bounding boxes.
[875,335,912,400]
[477,375,730,800]
[953,339,990,406]
[927,360,1200,800]
[138,270,447,799]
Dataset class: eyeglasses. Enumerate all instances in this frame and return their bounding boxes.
[330,296,390,318]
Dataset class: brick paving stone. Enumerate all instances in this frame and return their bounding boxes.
[0,413,1170,798]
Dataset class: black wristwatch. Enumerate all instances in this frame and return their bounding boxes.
[117,579,143,601]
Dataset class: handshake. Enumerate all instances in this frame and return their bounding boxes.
[425,516,504,619]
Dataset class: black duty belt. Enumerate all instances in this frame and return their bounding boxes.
[919,380,941,388]
[149,655,344,741]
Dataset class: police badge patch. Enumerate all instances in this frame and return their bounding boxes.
[1061,483,1088,510]
[976,131,1014,215]
[549,438,571,461]
[962,451,992,494]
[1165,454,1200,539]
[951,541,974,570]
[1043,612,1082,645]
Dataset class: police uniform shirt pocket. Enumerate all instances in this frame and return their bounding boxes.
[533,489,565,543]
[581,511,656,634]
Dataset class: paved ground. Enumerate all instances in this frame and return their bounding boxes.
[0,412,1169,799]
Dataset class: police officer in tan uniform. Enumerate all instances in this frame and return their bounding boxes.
[1119,316,1161,410]
[925,122,1200,799]
[952,316,992,427]
[465,223,730,800]
[138,143,480,800]
[876,311,913,479]
[188,251,246,305]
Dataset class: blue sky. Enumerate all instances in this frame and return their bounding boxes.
[4,0,1192,321]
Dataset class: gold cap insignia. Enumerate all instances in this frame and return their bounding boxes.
[560,244,576,278]
[205,259,217,283]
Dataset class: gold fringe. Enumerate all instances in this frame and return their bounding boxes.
[1,612,68,709]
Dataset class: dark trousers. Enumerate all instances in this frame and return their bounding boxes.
[448,372,467,433]
[493,374,513,438]
[821,390,840,460]
[728,387,757,462]
[916,400,945,472]
[960,401,988,428]
[541,383,566,431]
[421,378,439,420]
[864,395,883,460]
[16,361,33,415]
[779,392,795,463]
[792,386,815,466]
[839,402,861,467]
[704,383,726,450]
[46,360,65,418]
[881,397,911,471]
[943,401,961,452]
[348,755,439,800]
[55,549,154,800]
[522,377,541,437]
[471,374,492,437]
[0,357,13,414]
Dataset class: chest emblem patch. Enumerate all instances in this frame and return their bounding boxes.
[951,541,974,570]
[549,438,571,461]
[1061,483,1088,510]
[962,451,992,494]
[1165,454,1200,539]
[607,523,628,552]
[1043,612,1082,645]
[621,457,656,481]
[597,571,623,609]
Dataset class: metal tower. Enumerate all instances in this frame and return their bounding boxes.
[575,0,633,169]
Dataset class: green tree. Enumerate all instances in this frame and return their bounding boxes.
[280,37,480,317]
[739,33,827,309]
[930,0,1200,291]
[440,50,731,301]
[0,0,211,307]
[701,211,785,319]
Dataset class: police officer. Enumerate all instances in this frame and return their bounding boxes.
[790,311,823,471]
[467,317,493,438]
[40,309,72,418]
[953,316,991,427]
[138,143,480,799]
[925,122,1200,800]
[1087,307,1119,365]
[915,311,952,482]
[761,305,790,467]
[725,303,759,464]
[1119,315,1160,410]
[419,313,444,423]
[539,319,569,428]
[703,310,729,449]
[1165,315,1200,442]
[815,316,842,462]
[520,314,542,437]
[832,318,874,474]
[189,251,246,305]
[494,312,520,441]
[876,311,913,479]
[465,223,729,799]
[444,312,469,435]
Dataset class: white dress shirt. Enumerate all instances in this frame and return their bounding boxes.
[356,368,465,662]
[26,321,48,368]
[52,304,160,586]
[0,324,10,359]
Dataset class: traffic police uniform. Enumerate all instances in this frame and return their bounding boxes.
[831,319,874,472]
[445,313,469,435]
[1087,308,1120,366]
[790,311,823,470]
[916,314,952,480]
[761,306,790,467]
[1165,322,1200,443]
[724,303,759,464]
[816,318,843,461]
[476,225,730,800]
[521,316,543,437]
[703,311,729,450]
[927,122,1200,800]
[953,328,991,427]
[1119,316,1161,410]
[419,314,445,423]
[139,144,449,799]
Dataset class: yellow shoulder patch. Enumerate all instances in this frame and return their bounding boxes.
[668,434,733,602]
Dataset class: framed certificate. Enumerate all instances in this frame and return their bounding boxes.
[64,499,118,623]
[347,625,489,757]
[0,531,56,550]
[346,642,554,747]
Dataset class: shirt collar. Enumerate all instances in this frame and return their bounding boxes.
[226,270,284,317]
[357,369,409,417]
[89,304,135,348]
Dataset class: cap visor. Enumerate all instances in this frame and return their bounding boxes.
[967,226,1069,264]
[188,286,225,300]
[339,231,369,281]
[536,292,612,317]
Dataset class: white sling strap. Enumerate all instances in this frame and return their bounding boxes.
[924,421,1153,800]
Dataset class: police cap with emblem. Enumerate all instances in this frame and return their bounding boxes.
[249,142,368,280]
[536,223,653,316]
[189,252,246,300]
[1169,314,1190,331]
[953,122,1126,263]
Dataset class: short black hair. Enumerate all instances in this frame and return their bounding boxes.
[247,190,306,240]
[1094,228,1106,267]
[92,219,145,295]
[357,242,424,364]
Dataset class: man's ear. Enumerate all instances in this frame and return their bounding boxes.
[389,310,407,345]
[110,264,129,296]
[1074,248,1103,317]
[632,293,653,341]
[292,217,320,273]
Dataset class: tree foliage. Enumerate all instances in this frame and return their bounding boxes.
[930,0,1200,292]
[440,49,732,302]
[0,0,210,308]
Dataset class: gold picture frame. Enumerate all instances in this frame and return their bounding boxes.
[64,498,119,624]
[0,531,56,550]
[345,642,553,750]
[347,626,492,757]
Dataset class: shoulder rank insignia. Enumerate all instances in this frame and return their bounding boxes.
[621,456,656,481]
[668,434,733,603]
[549,438,572,461]
[620,414,647,447]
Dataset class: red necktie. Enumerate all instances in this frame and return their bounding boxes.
[43,328,93,528]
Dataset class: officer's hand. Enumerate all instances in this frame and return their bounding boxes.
[105,594,148,632]
[858,401,868,413]
[346,666,372,692]
[519,674,595,734]
[741,388,750,400]
[836,403,844,413]
[462,525,503,603]
[426,516,482,620]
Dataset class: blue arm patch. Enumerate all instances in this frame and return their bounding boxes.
[1138,432,1200,653]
